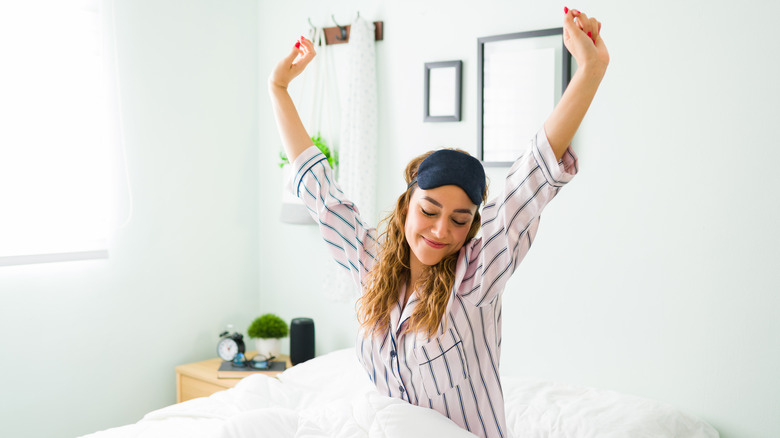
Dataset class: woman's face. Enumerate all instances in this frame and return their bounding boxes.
[404,184,477,269]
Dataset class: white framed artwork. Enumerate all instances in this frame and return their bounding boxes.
[477,28,572,165]
[424,60,462,122]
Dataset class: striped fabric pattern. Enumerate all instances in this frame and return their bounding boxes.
[291,128,578,438]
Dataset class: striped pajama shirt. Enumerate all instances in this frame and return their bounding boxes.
[291,128,578,438]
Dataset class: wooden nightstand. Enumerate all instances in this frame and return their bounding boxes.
[175,353,292,402]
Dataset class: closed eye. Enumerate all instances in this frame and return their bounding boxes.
[422,207,468,226]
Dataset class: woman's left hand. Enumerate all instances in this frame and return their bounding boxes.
[543,8,610,159]
[563,8,609,75]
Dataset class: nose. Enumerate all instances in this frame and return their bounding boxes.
[430,216,449,240]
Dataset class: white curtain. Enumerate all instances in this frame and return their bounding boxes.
[324,16,378,301]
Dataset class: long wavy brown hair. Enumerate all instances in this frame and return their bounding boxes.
[357,149,487,339]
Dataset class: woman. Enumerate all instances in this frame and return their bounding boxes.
[269,8,608,438]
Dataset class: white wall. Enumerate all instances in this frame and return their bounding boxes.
[257,1,780,438]
[0,1,260,437]
[1,1,777,437]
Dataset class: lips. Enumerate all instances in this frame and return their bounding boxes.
[422,236,447,249]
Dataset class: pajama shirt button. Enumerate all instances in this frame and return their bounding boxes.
[399,386,405,393]
[390,350,396,357]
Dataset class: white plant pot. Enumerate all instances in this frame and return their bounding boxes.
[280,165,314,224]
[254,338,281,358]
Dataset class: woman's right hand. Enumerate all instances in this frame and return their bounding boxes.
[268,36,316,90]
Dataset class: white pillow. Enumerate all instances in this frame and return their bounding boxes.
[502,377,719,438]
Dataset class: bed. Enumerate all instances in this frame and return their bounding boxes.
[81,349,719,438]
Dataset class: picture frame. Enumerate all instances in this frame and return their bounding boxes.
[477,28,572,165]
[424,60,462,122]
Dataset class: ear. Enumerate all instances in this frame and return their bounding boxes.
[395,192,412,229]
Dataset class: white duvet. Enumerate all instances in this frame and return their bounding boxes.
[82,349,718,438]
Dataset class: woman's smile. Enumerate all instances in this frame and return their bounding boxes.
[422,236,447,249]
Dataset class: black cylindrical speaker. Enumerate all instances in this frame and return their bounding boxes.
[290,317,315,365]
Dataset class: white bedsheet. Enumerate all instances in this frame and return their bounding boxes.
[81,349,718,438]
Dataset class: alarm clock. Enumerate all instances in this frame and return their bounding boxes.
[217,330,245,361]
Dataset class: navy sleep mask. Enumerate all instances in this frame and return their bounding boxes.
[408,149,486,205]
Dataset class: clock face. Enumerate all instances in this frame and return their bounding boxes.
[217,338,239,361]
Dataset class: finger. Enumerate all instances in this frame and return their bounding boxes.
[590,18,601,41]
[298,36,317,60]
[574,11,591,33]
[584,17,600,45]
[563,9,580,36]
[292,36,316,70]
[574,11,599,44]
[570,9,583,31]
[563,10,589,44]
[299,36,315,51]
[284,42,301,65]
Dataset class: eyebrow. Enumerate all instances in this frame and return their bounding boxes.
[421,196,474,215]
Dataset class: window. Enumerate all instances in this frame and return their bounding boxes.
[0,0,111,266]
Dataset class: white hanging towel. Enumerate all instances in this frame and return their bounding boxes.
[339,16,378,224]
[323,16,378,301]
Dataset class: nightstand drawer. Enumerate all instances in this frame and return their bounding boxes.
[179,374,229,402]
[175,354,292,403]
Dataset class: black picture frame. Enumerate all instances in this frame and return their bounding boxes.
[424,60,462,122]
[477,28,572,165]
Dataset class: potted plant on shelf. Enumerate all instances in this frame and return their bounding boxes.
[278,132,338,169]
[247,313,288,358]
[279,133,338,224]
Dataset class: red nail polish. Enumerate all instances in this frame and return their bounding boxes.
[564,6,569,14]
[295,41,301,48]
[587,32,592,38]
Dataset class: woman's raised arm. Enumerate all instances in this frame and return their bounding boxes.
[544,9,610,160]
[268,36,317,164]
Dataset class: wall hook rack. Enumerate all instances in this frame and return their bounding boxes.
[307,17,316,39]
[319,16,384,46]
[331,15,348,41]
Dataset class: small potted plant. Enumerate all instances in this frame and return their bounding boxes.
[279,133,338,224]
[247,313,288,358]
[278,132,338,169]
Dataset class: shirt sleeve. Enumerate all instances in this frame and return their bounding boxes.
[290,146,379,291]
[457,127,579,307]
